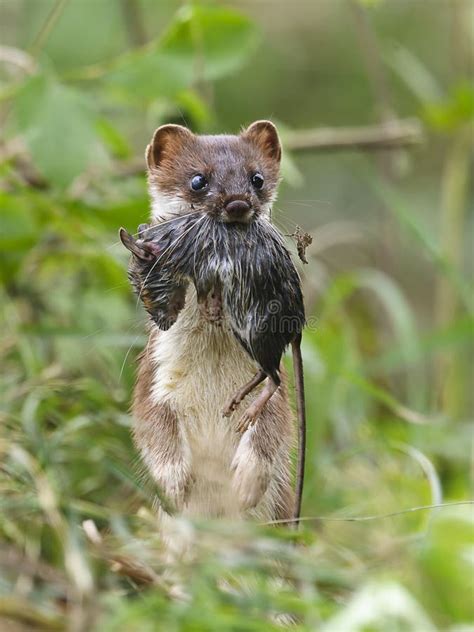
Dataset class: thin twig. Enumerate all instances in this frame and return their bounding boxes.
[82,520,171,592]
[120,0,148,47]
[284,118,422,153]
[29,0,69,58]
[106,119,424,176]
[1,118,423,190]
[263,500,474,526]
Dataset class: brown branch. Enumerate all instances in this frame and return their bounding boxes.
[0,118,424,190]
[113,118,424,177]
[82,520,169,591]
[284,118,423,153]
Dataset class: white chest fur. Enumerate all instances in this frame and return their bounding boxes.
[150,288,260,518]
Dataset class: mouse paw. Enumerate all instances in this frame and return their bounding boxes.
[236,404,260,433]
[231,444,271,510]
[137,223,150,238]
[222,394,242,417]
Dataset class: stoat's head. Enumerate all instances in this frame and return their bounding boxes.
[146,121,281,225]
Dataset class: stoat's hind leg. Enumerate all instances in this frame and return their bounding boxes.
[222,370,266,417]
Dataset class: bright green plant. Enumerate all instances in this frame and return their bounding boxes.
[0,1,472,630]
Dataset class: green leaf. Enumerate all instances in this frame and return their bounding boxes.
[419,507,474,622]
[105,48,193,100]
[175,89,211,129]
[0,192,40,282]
[369,177,474,312]
[161,4,259,81]
[322,581,437,632]
[355,268,426,405]
[106,4,259,102]
[96,118,132,159]
[423,82,474,131]
[14,75,100,188]
[387,45,443,104]
[367,316,474,373]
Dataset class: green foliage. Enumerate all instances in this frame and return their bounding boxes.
[7,2,259,187]
[424,82,474,132]
[160,4,259,81]
[388,47,474,132]
[107,3,258,101]
[15,74,103,187]
[0,1,472,630]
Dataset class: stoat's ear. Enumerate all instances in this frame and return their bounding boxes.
[242,120,281,163]
[146,124,193,170]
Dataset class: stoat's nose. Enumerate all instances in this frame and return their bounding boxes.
[223,199,252,223]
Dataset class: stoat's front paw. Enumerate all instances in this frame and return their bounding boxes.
[154,461,194,513]
[231,441,272,511]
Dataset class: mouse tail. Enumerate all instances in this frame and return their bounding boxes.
[291,334,306,529]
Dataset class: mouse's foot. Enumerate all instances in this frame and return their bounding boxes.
[222,395,240,418]
[222,370,266,417]
[223,389,249,417]
[235,376,280,433]
[236,406,260,433]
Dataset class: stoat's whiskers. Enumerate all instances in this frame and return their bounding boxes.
[135,210,201,235]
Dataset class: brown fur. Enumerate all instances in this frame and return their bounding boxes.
[132,331,176,454]
[133,326,294,521]
[147,123,281,221]
[132,329,193,512]
[131,122,296,524]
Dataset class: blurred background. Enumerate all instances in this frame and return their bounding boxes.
[0,1,473,630]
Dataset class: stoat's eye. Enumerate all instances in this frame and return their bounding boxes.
[251,172,264,190]
[191,174,208,191]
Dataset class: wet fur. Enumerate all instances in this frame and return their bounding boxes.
[128,214,305,385]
